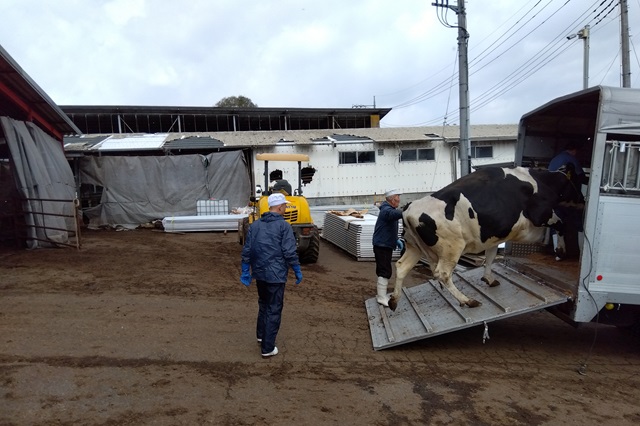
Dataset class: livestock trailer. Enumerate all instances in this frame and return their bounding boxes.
[366,86,640,349]
[515,85,640,329]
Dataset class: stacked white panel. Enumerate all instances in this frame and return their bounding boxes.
[322,212,402,261]
[162,214,247,232]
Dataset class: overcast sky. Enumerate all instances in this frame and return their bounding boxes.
[1,0,638,127]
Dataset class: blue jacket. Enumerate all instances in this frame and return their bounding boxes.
[241,212,300,283]
[372,201,403,249]
[549,150,584,174]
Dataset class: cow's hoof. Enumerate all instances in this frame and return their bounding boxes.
[466,299,481,308]
[388,298,398,311]
[481,277,501,287]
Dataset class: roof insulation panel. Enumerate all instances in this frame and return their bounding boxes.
[97,134,168,151]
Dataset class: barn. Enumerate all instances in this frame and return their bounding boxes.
[62,119,517,228]
[2,45,517,234]
[0,45,82,248]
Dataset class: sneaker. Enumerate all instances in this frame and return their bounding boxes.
[261,346,278,357]
[257,338,262,343]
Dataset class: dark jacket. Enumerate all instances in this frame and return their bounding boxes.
[372,201,403,249]
[549,150,588,184]
[241,212,300,283]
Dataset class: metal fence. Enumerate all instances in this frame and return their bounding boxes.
[0,197,82,249]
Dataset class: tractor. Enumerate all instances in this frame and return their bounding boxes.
[238,153,320,264]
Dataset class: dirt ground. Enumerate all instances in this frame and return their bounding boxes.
[1,228,639,426]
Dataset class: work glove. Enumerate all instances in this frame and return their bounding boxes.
[292,264,303,285]
[240,262,252,286]
[396,239,405,252]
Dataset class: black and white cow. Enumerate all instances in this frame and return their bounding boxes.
[388,166,584,310]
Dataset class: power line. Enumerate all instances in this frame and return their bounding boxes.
[392,0,614,125]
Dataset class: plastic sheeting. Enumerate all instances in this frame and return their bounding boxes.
[1,116,76,248]
[79,151,251,228]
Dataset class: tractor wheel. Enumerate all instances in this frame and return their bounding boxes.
[239,217,250,245]
[300,227,320,264]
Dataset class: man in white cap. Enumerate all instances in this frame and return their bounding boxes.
[240,192,303,357]
[372,189,404,306]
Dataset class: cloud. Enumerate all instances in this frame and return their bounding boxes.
[0,0,637,124]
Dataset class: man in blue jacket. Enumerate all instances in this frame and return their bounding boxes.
[372,189,404,307]
[548,140,588,259]
[240,192,303,357]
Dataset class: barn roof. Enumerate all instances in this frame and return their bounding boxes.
[0,44,81,140]
[60,104,391,134]
[64,124,518,153]
[164,124,518,146]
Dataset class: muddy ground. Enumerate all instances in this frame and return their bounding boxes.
[1,228,639,425]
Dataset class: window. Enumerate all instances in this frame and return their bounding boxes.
[400,148,435,162]
[471,145,493,158]
[339,151,375,164]
[601,140,640,196]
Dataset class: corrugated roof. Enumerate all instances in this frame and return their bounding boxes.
[96,134,168,151]
[311,134,373,143]
[64,135,111,151]
[62,124,518,153]
[163,135,224,150]
[165,124,518,147]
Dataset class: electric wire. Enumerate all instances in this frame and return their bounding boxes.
[380,2,536,104]
[390,0,578,111]
[426,0,618,125]
[576,211,599,376]
[391,1,558,110]
[386,0,624,126]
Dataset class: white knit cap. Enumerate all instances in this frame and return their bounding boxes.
[268,193,287,207]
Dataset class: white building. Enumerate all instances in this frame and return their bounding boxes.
[175,124,518,205]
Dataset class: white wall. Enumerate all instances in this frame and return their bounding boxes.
[252,139,515,204]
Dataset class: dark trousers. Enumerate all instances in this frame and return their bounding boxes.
[373,245,393,279]
[256,280,286,354]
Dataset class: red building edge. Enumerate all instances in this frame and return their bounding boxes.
[0,44,82,144]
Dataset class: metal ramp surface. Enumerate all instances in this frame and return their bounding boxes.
[366,262,569,350]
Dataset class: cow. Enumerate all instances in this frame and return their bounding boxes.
[386,166,584,311]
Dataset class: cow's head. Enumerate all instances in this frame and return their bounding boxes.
[554,163,585,206]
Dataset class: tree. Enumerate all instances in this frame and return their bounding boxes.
[214,96,257,108]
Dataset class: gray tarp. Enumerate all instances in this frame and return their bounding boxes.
[79,151,251,228]
[1,116,76,248]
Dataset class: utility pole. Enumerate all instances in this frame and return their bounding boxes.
[580,25,590,90]
[433,0,471,176]
[567,25,590,89]
[620,0,631,87]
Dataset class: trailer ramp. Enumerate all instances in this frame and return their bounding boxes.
[366,262,569,350]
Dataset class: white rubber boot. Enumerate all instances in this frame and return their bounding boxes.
[552,234,561,261]
[376,277,389,307]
